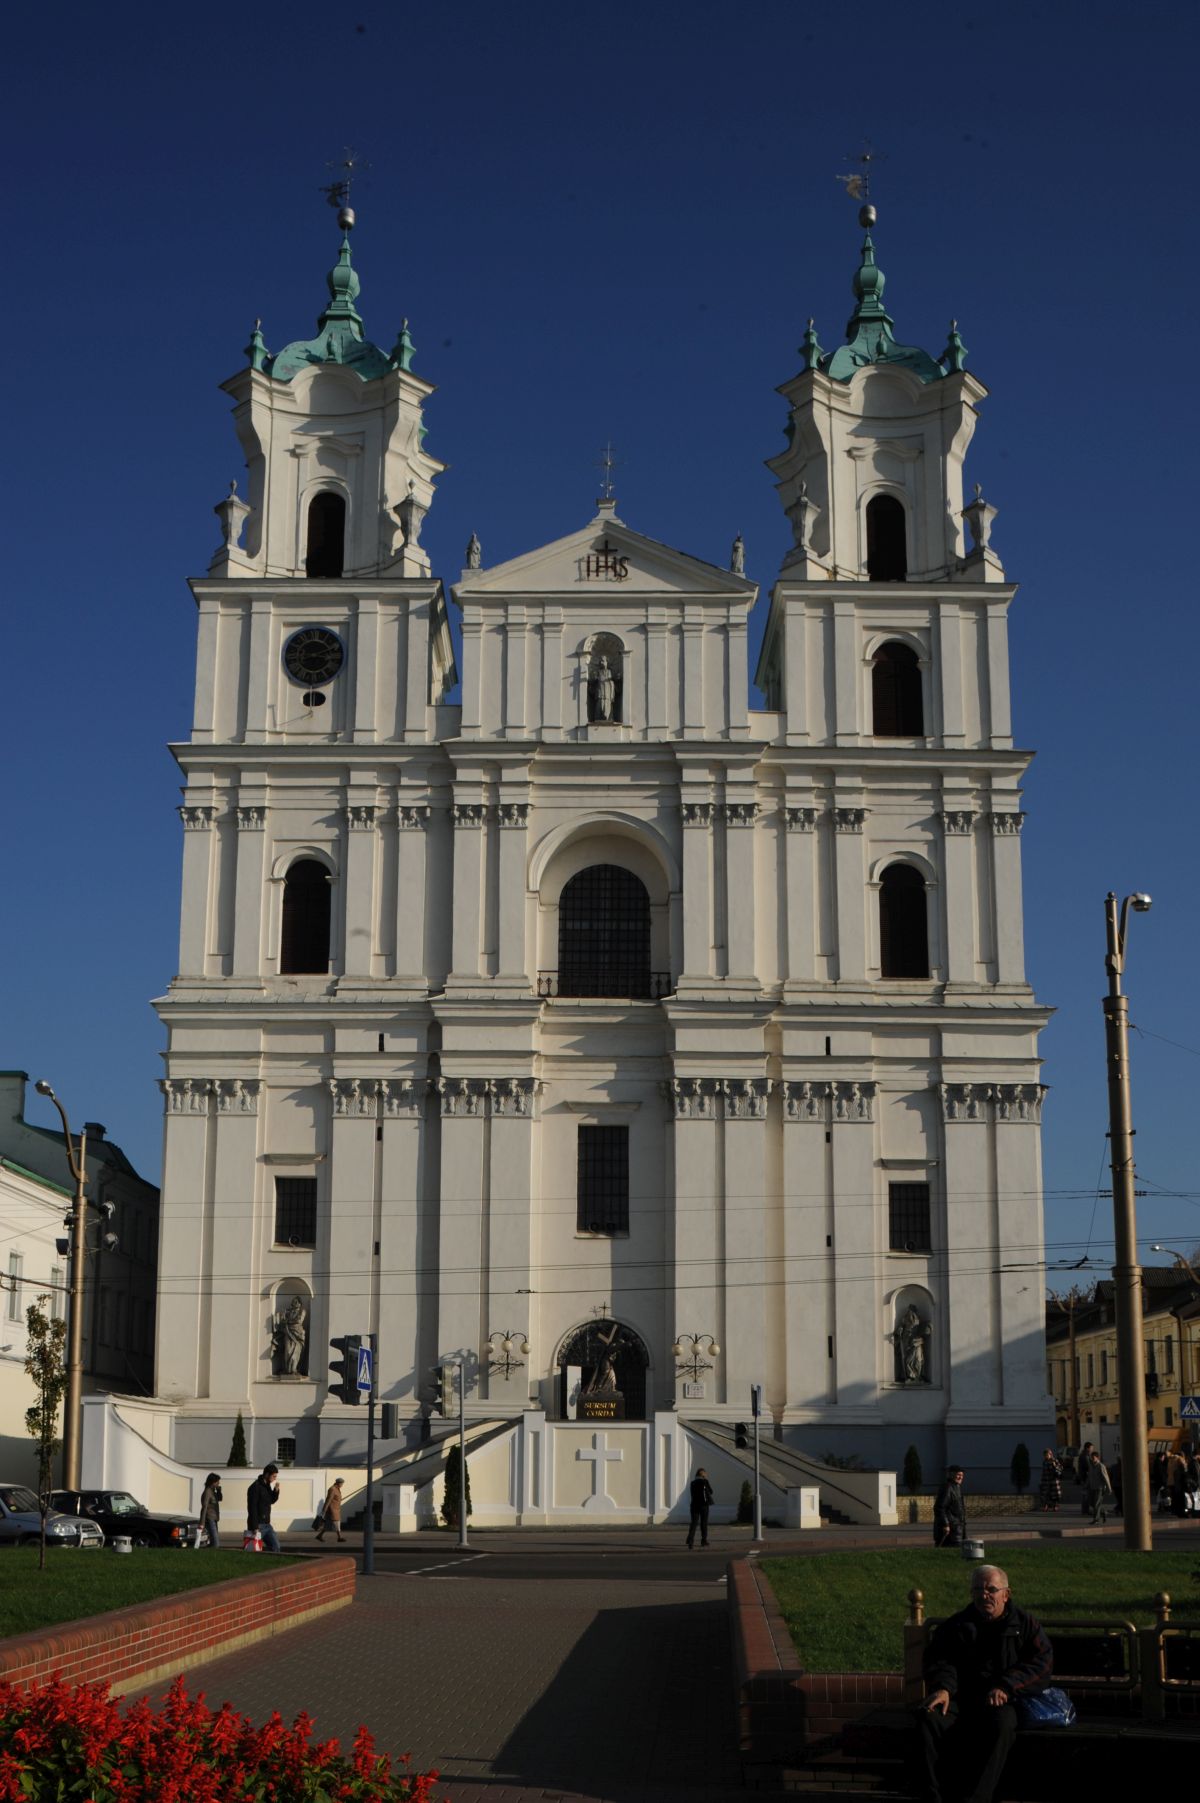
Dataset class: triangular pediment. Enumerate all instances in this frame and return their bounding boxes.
[452,509,756,604]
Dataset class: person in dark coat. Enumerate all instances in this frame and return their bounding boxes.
[1037,1449,1062,1511]
[247,1462,281,1552]
[199,1473,222,1548]
[685,1468,714,1548]
[913,1563,1053,1803]
[932,1466,965,1546]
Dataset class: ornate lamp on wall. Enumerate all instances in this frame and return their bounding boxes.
[672,1332,720,1383]
[486,1329,530,1380]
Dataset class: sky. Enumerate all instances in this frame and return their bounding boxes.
[4,0,1198,1286]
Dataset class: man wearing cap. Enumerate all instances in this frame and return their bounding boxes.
[913,1563,1052,1803]
[247,1462,282,1553]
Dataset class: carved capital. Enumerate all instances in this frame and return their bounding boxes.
[498,803,531,830]
[179,805,217,831]
[396,804,431,831]
[344,804,380,832]
[236,806,266,832]
[722,802,758,826]
[991,811,1025,836]
[328,1077,378,1118]
[215,1078,261,1115]
[379,1077,427,1116]
[831,1080,875,1123]
[834,808,867,834]
[722,1077,771,1119]
[160,1078,214,1116]
[940,1082,988,1123]
[993,1083,1046,1124]
[452,804,487,829]
[785,806,818,833]
[783,1079,831,1122]
[662,1077,719,1120]
[490,1076,537,1116]
[681,802,715,828]
[438,1076,488,1116]
[942,810,976,835]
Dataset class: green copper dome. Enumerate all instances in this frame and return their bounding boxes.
[821,226,949,386]
[257,230,416,385]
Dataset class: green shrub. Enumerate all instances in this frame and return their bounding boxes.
[441,1443,473,1527]
[228,1410,248,1468]
[737,1479,753,1524]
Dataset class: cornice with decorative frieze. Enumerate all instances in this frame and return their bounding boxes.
[396,804,431,831]
[498,803,531,829]
[681,802,715,828]
[236,806,266,832]
[942,810,976,835]
[344,804,381,832]
[451,803,488,829]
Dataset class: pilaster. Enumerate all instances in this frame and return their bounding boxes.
[448,803,487,982]
[782,1080,831,1409]
[679,802,714,979]
[941,807,977,984]
[991,809,1026,983]
[231,798,267,978]
[832,806,868,982]
[721,1079,771,1401]
[394,804,430,981]
[378,1079,430,1407]
[723,805,758,983]
[496,802,531,983]
[207,1082,261,1400]
[177,805,217,976]
[828,1081,877,1406]
[783,806,817,984]
[342,804,380,977]
[663,1079,722,1402]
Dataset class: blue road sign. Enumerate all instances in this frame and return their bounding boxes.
[356,1344,374,1393]
[1181,1395,1200,1420]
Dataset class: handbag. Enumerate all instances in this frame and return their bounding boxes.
[311,1512,325,1531]
[1015,1686,1076,1729]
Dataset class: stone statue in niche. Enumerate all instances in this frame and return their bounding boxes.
[891,1304,930,1385]
[583,1321,622,1394]
[272,1294,309,1376]
[589,653,617,723]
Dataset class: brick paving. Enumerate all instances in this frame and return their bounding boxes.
[156,1556,747,1803]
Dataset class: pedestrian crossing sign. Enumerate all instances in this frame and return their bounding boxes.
[356,1344,374,1393]
[1181,1396,1200,1420]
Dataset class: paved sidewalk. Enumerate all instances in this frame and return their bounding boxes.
[161,1552,747,1803]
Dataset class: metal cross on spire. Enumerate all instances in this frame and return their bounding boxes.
[836,140,885,205]
[596,442,620,502]
[320,148,369,231]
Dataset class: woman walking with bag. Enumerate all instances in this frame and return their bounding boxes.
[315,1477,345,1543]
[1038,1449,1062,1512]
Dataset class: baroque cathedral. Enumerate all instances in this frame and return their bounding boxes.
[152,198,1051,1519]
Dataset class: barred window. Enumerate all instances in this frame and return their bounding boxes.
[888,1182,931,1253]
[6,1254,21,1323]
[558,864,651,998]
[274,1177,317,1248]
[577,1125,629,1235]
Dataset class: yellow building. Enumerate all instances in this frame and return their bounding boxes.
[1046,1267,1200,1454]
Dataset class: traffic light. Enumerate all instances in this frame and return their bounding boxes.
[433,1361,456,1416]
[380,1402,400,1438]
[735,1421,749,1449]
[329,1334,364,1405]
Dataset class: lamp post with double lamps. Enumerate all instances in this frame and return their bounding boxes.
[1102,892,1153,1552]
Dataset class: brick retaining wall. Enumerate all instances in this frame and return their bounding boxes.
[0,1555,355,1698]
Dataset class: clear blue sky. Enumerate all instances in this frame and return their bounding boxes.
[5,2,1198,1282]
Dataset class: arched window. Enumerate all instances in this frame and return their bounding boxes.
[305,492,346,578]
[866,494,907,581]
[280,859,331,974]
[558,864,650,997]
[879,864,929,979]
[872,641,924,736]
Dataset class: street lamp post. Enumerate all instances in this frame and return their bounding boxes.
[1103,892,1153,1552]
[33,1081,89,1490]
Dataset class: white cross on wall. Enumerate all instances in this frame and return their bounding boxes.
[576,1431,623,1511]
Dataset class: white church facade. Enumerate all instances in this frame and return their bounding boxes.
[152,201,1052,1505]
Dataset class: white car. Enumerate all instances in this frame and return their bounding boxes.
[0,1484,105,1548]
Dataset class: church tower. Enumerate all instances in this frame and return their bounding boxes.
[152,198,1050,1505]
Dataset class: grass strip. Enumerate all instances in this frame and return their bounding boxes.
[0,1548,301,1639]
[759,1547,1200,1673]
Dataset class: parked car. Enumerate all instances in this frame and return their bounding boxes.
[0,1485,104,1548]
[49,1489,200,1548]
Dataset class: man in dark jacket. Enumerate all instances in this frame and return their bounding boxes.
[913,1563,1052,1803]
[685,1468,714,1548]
[246,1462,281,1553]
[932,1466,965,1546]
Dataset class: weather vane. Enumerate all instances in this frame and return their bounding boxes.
[320,148,369,231]
[836,141,884,215]
[596,441,620,502]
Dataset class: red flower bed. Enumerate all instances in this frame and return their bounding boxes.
[0,1673,440,1800]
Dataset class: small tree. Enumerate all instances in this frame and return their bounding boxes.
[1011,1442,1031,1494]
[228,1410,248,1468]
[736,1478,753,1524]
[441,1443,473,1527]
[903,1445,923,1493]
[24,1296,68,1571]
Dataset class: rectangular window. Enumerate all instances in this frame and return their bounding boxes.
[276,1437,297,1467]
[1087,1352,1095,1388]
[1165,1407,1174,1426]
[1101,1349,1109,1385]
[1146,1339,1157,1374]
[577,1125,629,1235]
[6,1255,21,1323]
[50,1267,65,1322]
[888,1183,931,1253]
[1165,1335,1174,1374]
[274,1178,317,1248]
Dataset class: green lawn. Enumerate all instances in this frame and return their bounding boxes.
[759,1547,1200,1673]
[0,1548,300,1639]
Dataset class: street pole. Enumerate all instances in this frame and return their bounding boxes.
[751,1382,763,1543]
[456,1358,469,1550]
[1103,891,1152,1552]
[34,1083,88,1490]
[363,1334,376,1576]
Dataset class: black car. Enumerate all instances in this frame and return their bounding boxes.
[49,1489,200,1548]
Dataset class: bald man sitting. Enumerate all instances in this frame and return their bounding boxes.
[913,1563,1053,1803]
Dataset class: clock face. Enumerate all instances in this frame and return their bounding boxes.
[283,627,345,687]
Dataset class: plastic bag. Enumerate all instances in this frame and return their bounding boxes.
[1015,1686,1076,1728]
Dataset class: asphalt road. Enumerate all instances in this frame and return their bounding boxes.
[295,1532,735,1585]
